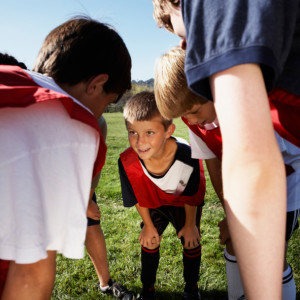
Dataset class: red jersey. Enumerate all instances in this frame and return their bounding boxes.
[120,147,205,208]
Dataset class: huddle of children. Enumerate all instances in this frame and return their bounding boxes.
[0,1,299,300]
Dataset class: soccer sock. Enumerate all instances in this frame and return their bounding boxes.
[183,245,201,291]
[141,246,160,293]
[224,248,245,300]
[282,264,296,300]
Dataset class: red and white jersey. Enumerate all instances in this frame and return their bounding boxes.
[0,65,107,177]
[0,66,106,266]
[119,140,205,208]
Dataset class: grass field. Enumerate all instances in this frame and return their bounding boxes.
[52,112,300,299]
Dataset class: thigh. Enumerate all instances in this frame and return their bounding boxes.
[149,205,203,236]
[3,251,56,300]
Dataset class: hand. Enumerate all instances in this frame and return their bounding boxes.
[139,224,160,248]
[177,224,200,249]
[218,217,230,245]
[87,199,101,220]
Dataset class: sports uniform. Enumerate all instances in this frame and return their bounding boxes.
[0,66,106,264]
[119,138,205,297]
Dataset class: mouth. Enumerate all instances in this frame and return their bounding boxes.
[137,148,150,154]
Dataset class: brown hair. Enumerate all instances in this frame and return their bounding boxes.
[33,16,131,101]
[154,46,207,119]
[123,91,172,130]
[152,0,180,33]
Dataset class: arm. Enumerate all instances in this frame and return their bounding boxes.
[211,63,286,299]
[205,157,223,206]
[177,204,200,249]
[86,188,100,220]
[135,203,160,248]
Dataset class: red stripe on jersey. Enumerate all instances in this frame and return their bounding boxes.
[269,87,300,148]
[182,117,222,160]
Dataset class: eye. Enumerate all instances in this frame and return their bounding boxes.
[147,131,154,135]
[191,109,199,115]
[128,131,136,135]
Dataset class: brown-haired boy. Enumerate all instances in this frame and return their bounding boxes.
[118,91,206,300]
[0,16,131,299]
[154,46,300,300]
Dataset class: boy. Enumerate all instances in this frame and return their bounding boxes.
[154,46,300,300]
[153,1,300,298]
[0,16,131,299]
[118,91,206,300]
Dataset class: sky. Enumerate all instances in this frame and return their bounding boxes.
[0,0,180,81]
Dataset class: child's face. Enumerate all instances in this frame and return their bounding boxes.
[127,115,173,161]
[183,102,217,127]
[168,3,186,49]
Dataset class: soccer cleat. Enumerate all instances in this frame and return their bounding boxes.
[99,279,135,300]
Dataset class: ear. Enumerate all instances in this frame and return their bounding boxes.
[166,123,176,138]
[86,74,109,96]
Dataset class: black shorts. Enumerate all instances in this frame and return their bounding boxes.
[286,209,300,241]
[87,192,100,226]
[141,205,202,243]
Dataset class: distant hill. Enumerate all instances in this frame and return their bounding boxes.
[131,78,154,88]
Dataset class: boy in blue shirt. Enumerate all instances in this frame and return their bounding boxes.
[152,1,300,298]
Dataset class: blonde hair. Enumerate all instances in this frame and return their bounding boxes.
[152,0,180,33]
[154,46,207,119]
[123,91,172,130]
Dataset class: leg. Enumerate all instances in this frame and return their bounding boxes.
[85,224,110,287]
[86,222,135,300]
[138,208,168,300]
[2,250,56,300]
[182,207,202,300]
[224,241,245,300]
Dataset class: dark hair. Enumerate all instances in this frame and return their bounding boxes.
[33,16,131,99]
[0,53,27,69]
[123,91,173,130]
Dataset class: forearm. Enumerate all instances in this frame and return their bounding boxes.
[183,203,197,227]
[205,158,223,206]
[211,63,286,299]
[135,203,154,227]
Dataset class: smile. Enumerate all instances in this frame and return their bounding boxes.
[138,148,150,153]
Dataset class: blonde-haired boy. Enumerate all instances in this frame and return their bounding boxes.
[154,46,300,300]
[119,91,206,300]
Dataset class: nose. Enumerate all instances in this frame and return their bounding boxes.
[186,115,199,126]
[180,38,187,50]
[136,135,146,147]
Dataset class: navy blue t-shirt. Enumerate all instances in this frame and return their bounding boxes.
[182,0,300,100]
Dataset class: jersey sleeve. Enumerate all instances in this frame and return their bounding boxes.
[189,129,216,159]
[182,0,300,100]
[118,158,138,207]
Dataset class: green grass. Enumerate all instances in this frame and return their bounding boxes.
[52,113,300,299]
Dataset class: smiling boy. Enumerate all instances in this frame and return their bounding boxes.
[118,91,205,300]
